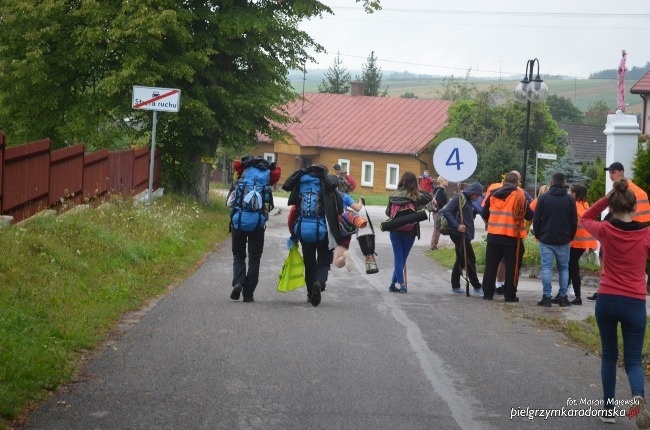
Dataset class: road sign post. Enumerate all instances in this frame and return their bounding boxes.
[534,152,558,197]
[132,86,181,205]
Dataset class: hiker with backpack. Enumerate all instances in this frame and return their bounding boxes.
[333,163,357,194]
[333,192,366,269]
[440,182,485,296]
[227,155,281,302]
[283,165,344,307]
[385,171,433,293]
[429,176,449,250]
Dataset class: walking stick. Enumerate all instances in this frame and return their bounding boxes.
[458,195,470,297]
[404,264,408,288]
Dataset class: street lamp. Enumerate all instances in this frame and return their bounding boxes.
[513,58,548,188]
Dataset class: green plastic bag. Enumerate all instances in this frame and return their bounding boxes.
[278,243,306,292]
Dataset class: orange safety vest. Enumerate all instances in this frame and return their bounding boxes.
[482,182,502,207]
[486,188,528,238]
[571,200,598,249]
[629,180,650,223]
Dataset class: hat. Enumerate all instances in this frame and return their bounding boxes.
[604,162,624,172]
[333,163,342,171]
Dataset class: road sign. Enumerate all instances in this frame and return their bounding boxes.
[433,138,477,183]
[536,152,557,160]
[132,86,181,112]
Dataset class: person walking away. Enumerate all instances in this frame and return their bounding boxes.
[564,183,598,305]
[443,182,484,295]
[418,170,435,193]
[333,163,357,194]
[480,172,533,302]
[429,176,449,250]
[387,172,433,293]
[227,155,281,302]
[284,164,344,307]
[333,191,366,269]
[533,172,578,307]
[580,178,650,427]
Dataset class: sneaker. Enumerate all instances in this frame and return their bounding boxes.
[537,296,552,307]
[495,286,504,295]
[399,286,407,294]
[551,294,560,304]
[633,396,650,429]
[587,293,598,302]
[389,285,400,293]
[230,284,243,301]
[571,297,582,305]
[473,288,484,296]
[243,296,254,303]
[310,280,323,307]
[558,295,572,307]
[451,288,464,294]
[430,246,438,251]
[504,296,520,303]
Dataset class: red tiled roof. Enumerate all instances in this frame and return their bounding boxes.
[282,93,451,155]
[630,71,650,94]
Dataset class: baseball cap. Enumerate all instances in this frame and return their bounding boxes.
[604,162,624,172]
[333,163,341,171]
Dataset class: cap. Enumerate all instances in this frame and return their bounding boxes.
[604,162,624,172]
[333,164,341,171]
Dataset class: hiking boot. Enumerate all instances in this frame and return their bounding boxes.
[558,295,572,307]
[451,288,464,294]
[504,296,519,303]
[537,296,552,307]
[230,284,243,301]
[243,296,254,303]
[389,285,400,293]
[571,297,582,305]
[473,288,484,296]
[310,280,323,307]
[587,293,598,302]
[633,396,650,429]
[551,294,560,304]
[495,286,504,295]
[483,295,493,301]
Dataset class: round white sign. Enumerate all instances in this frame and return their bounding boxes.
[433,138,477,182]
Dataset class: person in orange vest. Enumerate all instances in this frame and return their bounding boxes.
[588,161,650,301]
[558,183,598,306]
[480,172,534,302]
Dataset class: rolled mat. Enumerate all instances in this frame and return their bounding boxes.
[379,210,428,232]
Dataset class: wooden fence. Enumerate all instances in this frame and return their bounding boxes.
[0,132,161,224]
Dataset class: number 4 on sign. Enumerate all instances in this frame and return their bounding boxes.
[446,147,464,170]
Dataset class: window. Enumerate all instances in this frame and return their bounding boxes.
[263,152,276,163]
[361,161,374,187]
[337,158,351,173]
[386,163,399,190]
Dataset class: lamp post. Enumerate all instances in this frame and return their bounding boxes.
[513,58,548,189]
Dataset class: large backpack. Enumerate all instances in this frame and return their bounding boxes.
[435,194,466,235]
[230,166,272,232]
[293,173,328,242]
[337,172,353,194]
[388,200,418,232]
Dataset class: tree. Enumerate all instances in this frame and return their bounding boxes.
[632,139,650,196]
[583,99,610,127]
[0,1,382,204]
[436,70,478,102]
[546,95,583,123]
[400,92,417,99]
[357,51,382,96]
[318,52,351,94]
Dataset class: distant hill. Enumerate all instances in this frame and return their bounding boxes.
[589,62,650,80]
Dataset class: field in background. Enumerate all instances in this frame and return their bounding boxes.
[291,74,643,115]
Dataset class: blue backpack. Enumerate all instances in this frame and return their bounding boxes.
[231,166,272,232]
[293,173,327,242]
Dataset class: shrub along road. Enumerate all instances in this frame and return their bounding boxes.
[24,198,643,429]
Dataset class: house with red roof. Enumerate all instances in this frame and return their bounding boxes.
[630,71,650,136]
[255,83,452,194]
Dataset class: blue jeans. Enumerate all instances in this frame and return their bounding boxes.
[595,294,647,408]
[539,242,569,298]
[389,231,416,286]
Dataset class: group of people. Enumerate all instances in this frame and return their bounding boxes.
[225,156,650,427]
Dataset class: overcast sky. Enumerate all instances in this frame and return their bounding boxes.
[299,0,650,79]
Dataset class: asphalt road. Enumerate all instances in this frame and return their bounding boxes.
[23,198,642,429]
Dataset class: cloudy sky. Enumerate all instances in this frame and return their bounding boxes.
[299,0,649,79]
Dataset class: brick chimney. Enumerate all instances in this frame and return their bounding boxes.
[350,81,364,96]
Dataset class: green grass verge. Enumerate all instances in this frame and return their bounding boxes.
[0,194,230,428]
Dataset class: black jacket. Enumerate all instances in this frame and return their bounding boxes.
[532,184,578,245]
